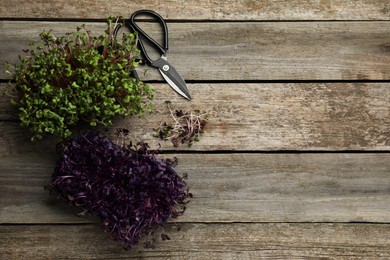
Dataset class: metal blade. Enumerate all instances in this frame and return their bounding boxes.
[153,58,191,100]
[159,69,191,100]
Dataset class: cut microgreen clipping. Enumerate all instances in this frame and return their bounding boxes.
[154,101,208,147]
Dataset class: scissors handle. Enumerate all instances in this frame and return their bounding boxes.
[127,9,169,64]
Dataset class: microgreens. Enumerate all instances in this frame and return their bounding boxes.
[5,18,154,140]
[46,131,191,249]
[154,101,208,146]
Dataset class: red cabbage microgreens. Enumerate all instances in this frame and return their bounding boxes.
[45,131,191,249]
[154,101,208,147]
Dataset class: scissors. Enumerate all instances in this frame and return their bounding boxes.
[114,10,191,100]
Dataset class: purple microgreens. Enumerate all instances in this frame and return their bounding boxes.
[154,101,208,147]
[45,131,191,249]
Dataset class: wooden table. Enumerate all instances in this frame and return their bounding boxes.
[1,1,390,259]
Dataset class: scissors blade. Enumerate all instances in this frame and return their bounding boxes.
[153,59,191,100]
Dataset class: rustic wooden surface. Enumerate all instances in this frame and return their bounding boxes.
[1,153,390,224]
[1,0,390,20]
[2,224,390,259]
[2,21,390,80]
[1,83,389,151]
[0,0,389,259]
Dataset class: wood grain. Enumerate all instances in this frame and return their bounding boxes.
[1,0,390,20]
[0,85,16,121]
[1,1,389,259]
[1,83,389,151]
[1,223,389,259]
[2,21,390,81]
[1,153,389,224]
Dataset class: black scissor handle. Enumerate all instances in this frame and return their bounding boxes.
[128,10,169,64]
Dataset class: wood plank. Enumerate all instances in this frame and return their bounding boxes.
[1,153,389,224]
[1,83,389,151]
[0,84,17,121]
[1,223,389,259]
[2,21,390,81]
[1,0,390,20]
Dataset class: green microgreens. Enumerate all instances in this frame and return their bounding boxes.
[5,17,154,140]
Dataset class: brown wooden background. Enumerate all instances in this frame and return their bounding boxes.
[1,1,389,259]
